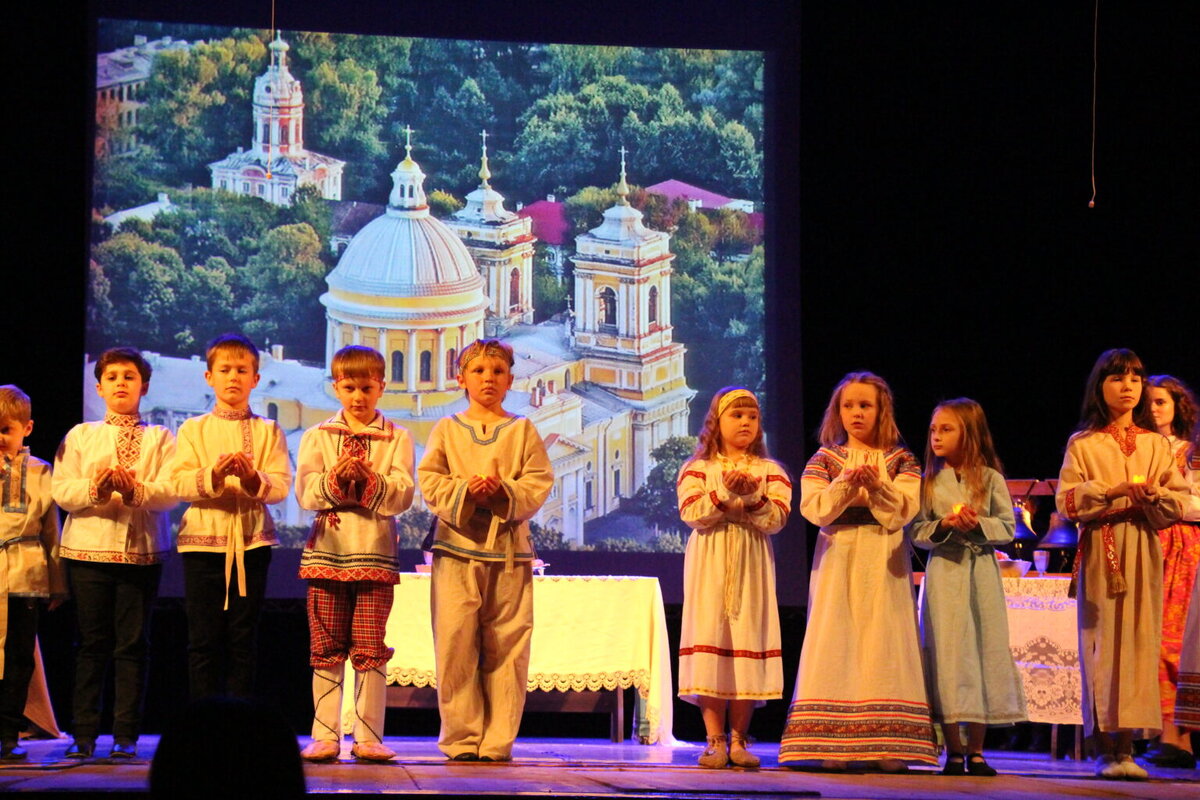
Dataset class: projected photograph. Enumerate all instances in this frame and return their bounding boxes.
[87,20,767,554]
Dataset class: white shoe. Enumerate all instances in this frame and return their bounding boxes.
[1096,754,1123,779]
[1117,755,1148,780]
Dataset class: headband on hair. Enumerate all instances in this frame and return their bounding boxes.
[459,342,512,370]
[717,389,757,418]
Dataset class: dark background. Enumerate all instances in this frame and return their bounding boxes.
[7,0,1198,744]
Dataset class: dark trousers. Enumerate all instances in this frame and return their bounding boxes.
[183,548,271,701]
[68,560,162,742]
[0,598,39,743]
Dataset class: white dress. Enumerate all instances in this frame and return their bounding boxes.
[676,455,791,705]
[779,445,937,765]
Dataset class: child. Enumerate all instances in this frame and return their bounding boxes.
[417,339,552,762]
[169,334,291,700]
[295,346,415,763]
[1055,349,1187,779]
[52,349,178,759]
[778,372,937,771]
[1144,375,1200,768]
[676,387,791,769]
[0,385,65,761]
[908,398,1026,776]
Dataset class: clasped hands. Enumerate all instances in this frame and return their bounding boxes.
[330,453,372,502]
[841,464,882,491]
[212,451,262,494]
[467,473,503,508]
[942,504,980,534]
[93,465,138,502]
[1107,480,1158,505]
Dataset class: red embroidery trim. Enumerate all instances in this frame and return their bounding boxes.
[679,645,782,659]
[1100,423,1149,457]
[680,494,703,511]
[709,490,727,511]
[766,474,793,488]
[677,469,707,486]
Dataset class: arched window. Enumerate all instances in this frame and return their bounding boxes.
[267,402,279,421]
[648,286,658,324]
[599,287,617,327]
[391,351,404,382]
[563,370,571,391]
[446,348,457,380]
[509,268,520,309]
[420,351,432,382]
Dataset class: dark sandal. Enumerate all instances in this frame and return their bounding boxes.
[941,752,965,776]
[967,753,996,777]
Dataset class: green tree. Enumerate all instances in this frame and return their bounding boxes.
[627,436,697,535]
[304,58,389,199]
[237,223,328,359]
[545,45,634,92]
[532,245,568,321]
[427,189,464,218]
[89,233,187,352]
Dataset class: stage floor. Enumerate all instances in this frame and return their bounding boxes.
[0,737,1196,798]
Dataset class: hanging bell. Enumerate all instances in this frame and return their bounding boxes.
[1013,504,1039,543]
[1038,512,1079,549]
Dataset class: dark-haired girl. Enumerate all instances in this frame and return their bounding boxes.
[1055,349,1188,779]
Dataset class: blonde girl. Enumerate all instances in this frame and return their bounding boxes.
[778,372,937,772]
[909,399,1026,777]
[1055,349,1188,779]
[677,387,791,769]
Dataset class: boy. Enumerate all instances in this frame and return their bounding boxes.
[295,346,415,762]
[53,348,177,759]
[418,339,553,762]
[169,334,291,700]
[0,386,65,760]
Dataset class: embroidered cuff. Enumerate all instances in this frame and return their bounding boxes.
[197,468,217,499]
[125,482,146,507]
[359,471,383,512]
[320,469,347,507]
[745,495,769,513]
[88,480,102,505]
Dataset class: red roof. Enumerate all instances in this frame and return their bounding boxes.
[519,200,570,246]
[645,179,733,209]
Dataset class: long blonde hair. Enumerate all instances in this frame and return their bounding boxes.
[817,372,902,450]
[693,386,769,460]
[922,398,1004,508]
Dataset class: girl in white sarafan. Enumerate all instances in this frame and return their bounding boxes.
[676,387,792,769]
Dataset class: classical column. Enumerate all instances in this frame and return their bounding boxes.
[407,330,418,389]
[435,328,446,390]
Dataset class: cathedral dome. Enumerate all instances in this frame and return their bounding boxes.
[323,145,485,308]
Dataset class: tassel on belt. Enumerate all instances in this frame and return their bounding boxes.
[1068,507,1145,598]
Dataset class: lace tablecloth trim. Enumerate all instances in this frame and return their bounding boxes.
[1002,577,1076,612]
[387,667,651,698]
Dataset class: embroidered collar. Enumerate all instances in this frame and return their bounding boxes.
[104,411,142,427]
[1099,423,1149,457]
[212,407,254,421]
[319,411,392,440]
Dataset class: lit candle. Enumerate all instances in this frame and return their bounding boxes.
[1132,474,1146,484]
[952,503,965,514]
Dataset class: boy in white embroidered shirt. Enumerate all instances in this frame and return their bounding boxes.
[295,346,415,763]
[169,334,291,700]
[418,339,553,762]
[0,385,65,761]
[53,348,177,759]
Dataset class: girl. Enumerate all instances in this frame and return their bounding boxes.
[908,399,1026,776]
[1055,349,1188,780]
[677,387,791,769]
[778,372,937,772]
[1144,375,1200,769]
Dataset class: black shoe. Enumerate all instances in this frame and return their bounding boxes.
[967,753,997,777]
[479,755,511,762]
[110,741,137,759]
[0,742,27,761]
[941,753,965,776]
[449,752,479,761]
[65,739,95,759]
[1145,744,1196,769]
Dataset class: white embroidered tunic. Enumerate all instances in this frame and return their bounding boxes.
[418,414,552,567]
[52,414,177,565]
[295,412,415,584]
[0,450,65,677]
[169,411,291,599]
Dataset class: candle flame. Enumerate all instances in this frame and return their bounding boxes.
[952,503,965,514]
[1132,474,1146,484]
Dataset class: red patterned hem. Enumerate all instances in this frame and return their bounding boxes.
[60,546,165,565]
[299,565,399,583]
[680,645,782,660]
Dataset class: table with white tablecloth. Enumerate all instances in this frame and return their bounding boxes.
[1001,575,1082,726]
[343,573,677,744]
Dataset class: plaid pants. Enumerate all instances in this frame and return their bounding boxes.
[306,580,394,670]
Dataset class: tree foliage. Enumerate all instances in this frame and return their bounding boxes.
[626,436,698,536]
